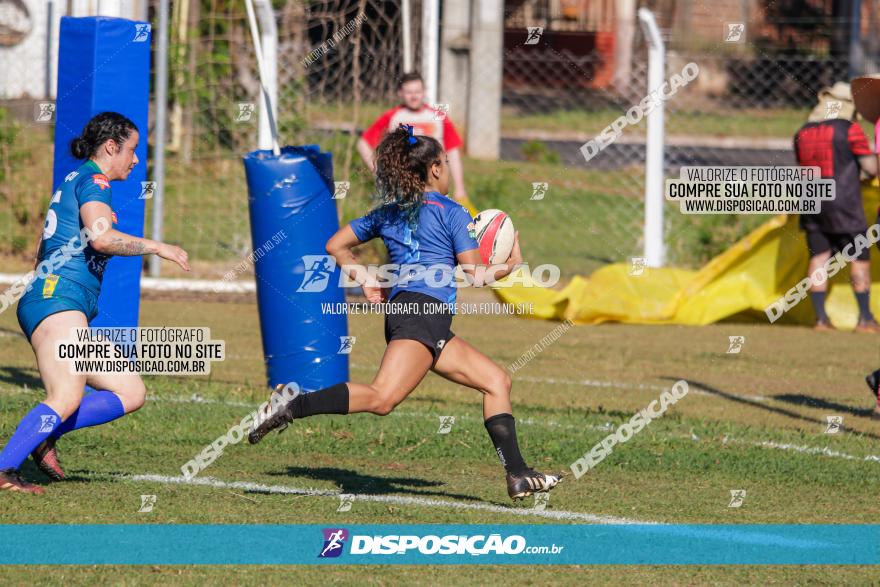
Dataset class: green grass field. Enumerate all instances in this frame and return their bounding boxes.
[1,292,879,583]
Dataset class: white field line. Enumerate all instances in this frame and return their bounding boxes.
[1,387,877,464]
[115,473,654,525]
[510,374,770,403]
[754,440,880,463]
[0,273,256,294]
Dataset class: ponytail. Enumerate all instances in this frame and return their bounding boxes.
[69,111,138,160]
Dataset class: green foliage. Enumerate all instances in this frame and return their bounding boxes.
[665,206,768,268]
[520,140,561,165]
[166,0,304,154]
[0,107,47,256]
[0,107,22,188]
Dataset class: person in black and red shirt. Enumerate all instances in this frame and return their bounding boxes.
[794,82,880,332]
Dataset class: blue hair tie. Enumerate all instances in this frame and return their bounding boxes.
[400,124,418,146]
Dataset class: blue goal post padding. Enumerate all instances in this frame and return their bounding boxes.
[243,147,350,391]
[53,17,151,328]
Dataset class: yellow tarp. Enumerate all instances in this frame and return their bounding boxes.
[493,181,880,328]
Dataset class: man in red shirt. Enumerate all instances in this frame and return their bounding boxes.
[794,82,880,332]
[357,72,470,206]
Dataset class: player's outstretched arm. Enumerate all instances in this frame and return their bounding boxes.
[80,201,190,271]
[457,232,523,286]
[326,224,386,303]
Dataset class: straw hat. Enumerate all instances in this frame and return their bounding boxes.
[852,74,880,124]
[807,81,856,122]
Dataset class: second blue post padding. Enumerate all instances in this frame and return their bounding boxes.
[243,146,349,391]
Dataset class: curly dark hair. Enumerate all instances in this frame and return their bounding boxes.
[373,127,444,227]
[70,111,138,160]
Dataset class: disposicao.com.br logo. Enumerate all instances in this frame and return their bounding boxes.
[318,528,564,558]
[297,255,560,292]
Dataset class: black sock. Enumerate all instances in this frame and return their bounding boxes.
[484,413,528,476]
[289,383,349,418]
[811,292,829,322]
[856,292,874,322]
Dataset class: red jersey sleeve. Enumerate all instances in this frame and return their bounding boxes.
[361,107,397,148]
[442,116,463,151]
[848,122,872,156]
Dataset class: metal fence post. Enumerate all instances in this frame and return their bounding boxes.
[149,0,169,277]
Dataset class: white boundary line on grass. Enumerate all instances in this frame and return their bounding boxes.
[510,374,769,402]
[0,273,256,294]
[117,473,656,525]
[756,440,880,463]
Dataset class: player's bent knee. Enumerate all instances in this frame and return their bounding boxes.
[125,393,146,413]
[116,380,147,413]
[485,370,512,398]
[372,398,398,416]
[49,394,84,421]
[372,404,394,416]
[372,391,404,416]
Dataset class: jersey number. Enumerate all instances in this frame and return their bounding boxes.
[42,190,62,239]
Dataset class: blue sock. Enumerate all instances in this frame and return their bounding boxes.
[50,390,125,439]
[0,403,62,471]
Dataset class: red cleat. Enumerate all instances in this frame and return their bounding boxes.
[0,469,45,495]
[31,437,66,481]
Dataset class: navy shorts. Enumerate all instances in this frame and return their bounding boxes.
[384,291,455,362]
[805,230,872,262]
[16,274,98,341]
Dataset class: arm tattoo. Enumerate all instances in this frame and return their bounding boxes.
[103,237,147,256]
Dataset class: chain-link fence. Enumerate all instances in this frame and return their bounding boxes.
[153,0,433,277]
[1,0,879,281]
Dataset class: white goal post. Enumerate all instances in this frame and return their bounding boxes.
[638,8,666,268]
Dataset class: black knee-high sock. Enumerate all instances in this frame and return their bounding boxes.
[856,291,874,322]
[288,383,349,418]
[811,291,829,322]
[484,413,528,475]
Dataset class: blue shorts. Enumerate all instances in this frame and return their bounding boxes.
[16,274,99,341]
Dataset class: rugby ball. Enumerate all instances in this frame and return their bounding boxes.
[473,209,515,264]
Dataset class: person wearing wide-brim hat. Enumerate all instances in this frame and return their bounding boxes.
[793,81,880,333]
[852,74,880,419]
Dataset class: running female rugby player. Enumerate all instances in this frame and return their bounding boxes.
[0,112,190,495]
[249,126,560,500]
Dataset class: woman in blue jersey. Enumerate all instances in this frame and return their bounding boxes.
[0,112,190,495]
[249,126,560,500]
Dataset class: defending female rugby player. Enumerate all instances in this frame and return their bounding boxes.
[248,125,560,500]
[0,112,190,495]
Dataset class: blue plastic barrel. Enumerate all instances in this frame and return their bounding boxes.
[242,146,349,391]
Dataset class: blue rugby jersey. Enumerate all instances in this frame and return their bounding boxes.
[37,160,114,295]
[350,192,478,305]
